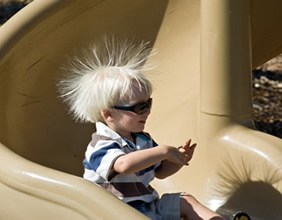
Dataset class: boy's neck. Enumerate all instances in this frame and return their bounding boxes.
[123,133,135,144]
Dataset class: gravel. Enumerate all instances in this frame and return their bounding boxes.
[253,56,282,138]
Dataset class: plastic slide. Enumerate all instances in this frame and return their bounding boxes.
[0,0,282,219]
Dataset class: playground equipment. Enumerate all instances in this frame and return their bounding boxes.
[0,0,281,219]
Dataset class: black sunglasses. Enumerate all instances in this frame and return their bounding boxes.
[113,98,152,114]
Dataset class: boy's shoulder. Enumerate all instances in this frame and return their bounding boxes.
[91,132,113,142]
[90,131,122,148]
[91,123,125,148]
[95,122,121,139]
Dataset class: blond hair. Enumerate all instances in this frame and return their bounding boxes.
[57,38,155,123]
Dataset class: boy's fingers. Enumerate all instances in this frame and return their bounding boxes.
[186,139,191,146]
[191,143,197,150]
[182,139,191,149]
[180,140,197,154]
[188,144,197,155]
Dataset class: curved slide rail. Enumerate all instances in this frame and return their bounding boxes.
[0,142,147,219]
[0,0,282,219]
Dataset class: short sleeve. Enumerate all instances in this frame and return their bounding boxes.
[85,141,125,180]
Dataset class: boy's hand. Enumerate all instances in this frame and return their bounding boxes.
[163,139,196,166]
[178,139,197,165]
[163,146,190,165]
[154,140,197,179]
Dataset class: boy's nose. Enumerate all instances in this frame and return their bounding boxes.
[144,108,151,115]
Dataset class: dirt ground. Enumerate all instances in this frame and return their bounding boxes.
[0,0,281,138]
[253,57,282,138]
[0,0,32,23]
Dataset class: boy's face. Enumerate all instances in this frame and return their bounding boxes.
[108,89,151,140]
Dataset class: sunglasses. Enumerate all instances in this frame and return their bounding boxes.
[113,98,152,114]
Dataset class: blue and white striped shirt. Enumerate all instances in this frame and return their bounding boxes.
[83,122,161,203]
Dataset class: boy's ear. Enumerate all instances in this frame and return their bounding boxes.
[100,109,114,122]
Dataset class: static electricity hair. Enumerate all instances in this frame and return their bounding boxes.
[57,38,155,123]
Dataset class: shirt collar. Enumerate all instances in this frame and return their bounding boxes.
[95,122,150,149]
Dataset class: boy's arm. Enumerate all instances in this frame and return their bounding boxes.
[113,139,196,176]
[154,160,183,179]
[155,139,197,179]
[113,144,189,174]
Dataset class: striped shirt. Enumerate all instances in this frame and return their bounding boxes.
[83,122,161,204]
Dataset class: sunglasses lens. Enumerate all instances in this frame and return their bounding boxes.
[134,104,147,114]
[134,99,152,114]
[113,98,152,114]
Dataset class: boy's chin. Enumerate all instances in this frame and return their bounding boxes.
[135,125,145,132]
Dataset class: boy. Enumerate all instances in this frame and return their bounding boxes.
[58,39,224,219]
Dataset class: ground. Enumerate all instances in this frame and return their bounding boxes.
[253,57,282,138]
[0,0,281,138]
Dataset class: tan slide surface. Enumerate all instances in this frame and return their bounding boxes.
[0,0,282,219]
